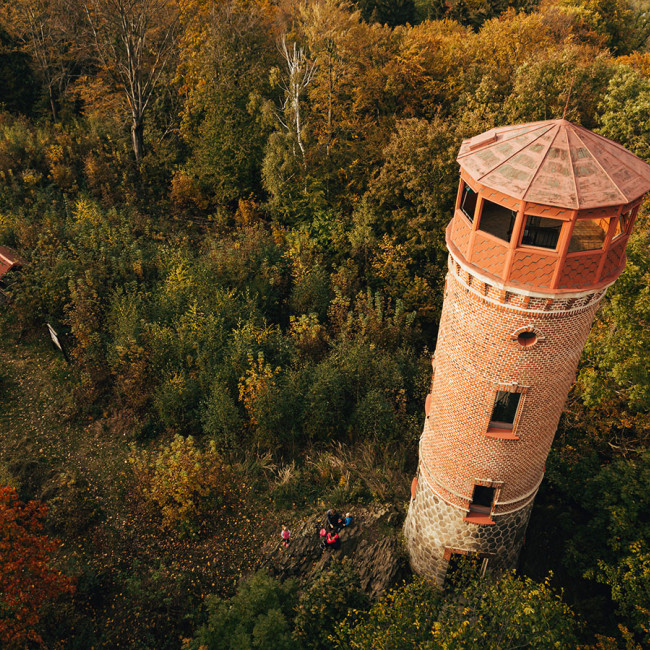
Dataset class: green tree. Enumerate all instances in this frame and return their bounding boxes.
[414,0,540,29]
[2,0,80,120]
[502,44,615,127]
[336,571,578,648]
[574,209,650,448]
[268,1,397,213]
[190,571,298,650]
[558,0,645,54]
[82,0,180,161]
[0,27,39,114]
[129,435,235,536]
[365,117,459,319]
[201,377,243,450]
[294,560,369,649]
[598,66,650,161]
[597,542,650,646]
[354,0,415,27]
[177,0,275,207]
[563,450,650,576]
[335,578,444,649]
[433,571,579,648]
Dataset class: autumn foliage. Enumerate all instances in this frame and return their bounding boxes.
[129,435,235,536]
[0,486,74,647]
[1,0,650,647]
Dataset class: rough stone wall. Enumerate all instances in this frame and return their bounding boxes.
[404,473,532,585]
[261,505,407,601]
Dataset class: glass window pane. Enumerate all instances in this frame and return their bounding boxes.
[613,209,633,241]
[568,218,610,253]
[478,199,517,243]
[521,215,562,250]
[461,183,478,222]
[490,391,520,427]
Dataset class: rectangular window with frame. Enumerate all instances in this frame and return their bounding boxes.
[463,485,496,525]
[470,485,495,513]
[478,198,517,243]
[487,390,521,438]
[613,208,634,241]
[460,182,478,223]
[568,217,610,252]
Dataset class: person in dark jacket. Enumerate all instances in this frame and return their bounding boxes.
[326,508,342,531]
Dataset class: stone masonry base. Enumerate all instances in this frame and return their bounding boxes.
[404,471,533,585]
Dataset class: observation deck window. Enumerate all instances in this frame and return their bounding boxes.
[568,217,610,253]
[460,182,478,222]
[613,209,633,241]
[478,198,517,243]
[521,215,562,250]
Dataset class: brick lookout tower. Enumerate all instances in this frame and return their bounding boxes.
[404,119,650,584]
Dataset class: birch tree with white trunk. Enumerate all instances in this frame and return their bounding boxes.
[82,0,180,162]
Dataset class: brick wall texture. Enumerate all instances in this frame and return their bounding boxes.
[404,251,605,583]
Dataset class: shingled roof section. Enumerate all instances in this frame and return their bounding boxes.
[0,246,25,279]
[457,119,650,210]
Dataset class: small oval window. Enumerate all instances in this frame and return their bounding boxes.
[517,331,537,347]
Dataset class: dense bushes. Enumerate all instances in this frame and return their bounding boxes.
[3,174,428,451]
[336,569,579,648]
[188,564,579,649]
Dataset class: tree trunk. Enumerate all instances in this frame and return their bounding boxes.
[49,86,58,122]
[131,118,144,162]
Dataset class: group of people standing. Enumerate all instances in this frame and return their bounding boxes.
[279,508,354,552]
[320,509,353,551]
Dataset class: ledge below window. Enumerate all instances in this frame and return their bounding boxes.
[485,427,519,440]
[463,512,495,525]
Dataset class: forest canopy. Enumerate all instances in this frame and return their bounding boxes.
[1,0,649,647]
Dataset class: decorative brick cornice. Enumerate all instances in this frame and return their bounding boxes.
[448,254,607,315]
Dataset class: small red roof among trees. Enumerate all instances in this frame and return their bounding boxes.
[457,119,650,210]
[0,246,25,279]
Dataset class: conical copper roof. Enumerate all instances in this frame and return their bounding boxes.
[457,119,650,210]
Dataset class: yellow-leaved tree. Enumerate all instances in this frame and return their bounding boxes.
[129,435,233,536]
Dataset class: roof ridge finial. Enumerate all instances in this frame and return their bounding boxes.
[562,78,575,121]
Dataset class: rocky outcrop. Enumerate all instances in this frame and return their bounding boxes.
[260,505,410,601]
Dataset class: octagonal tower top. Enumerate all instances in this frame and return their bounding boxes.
[457,119,650,210]
[447,120,650,296]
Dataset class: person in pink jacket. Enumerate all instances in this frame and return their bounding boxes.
[281,525,291,548]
